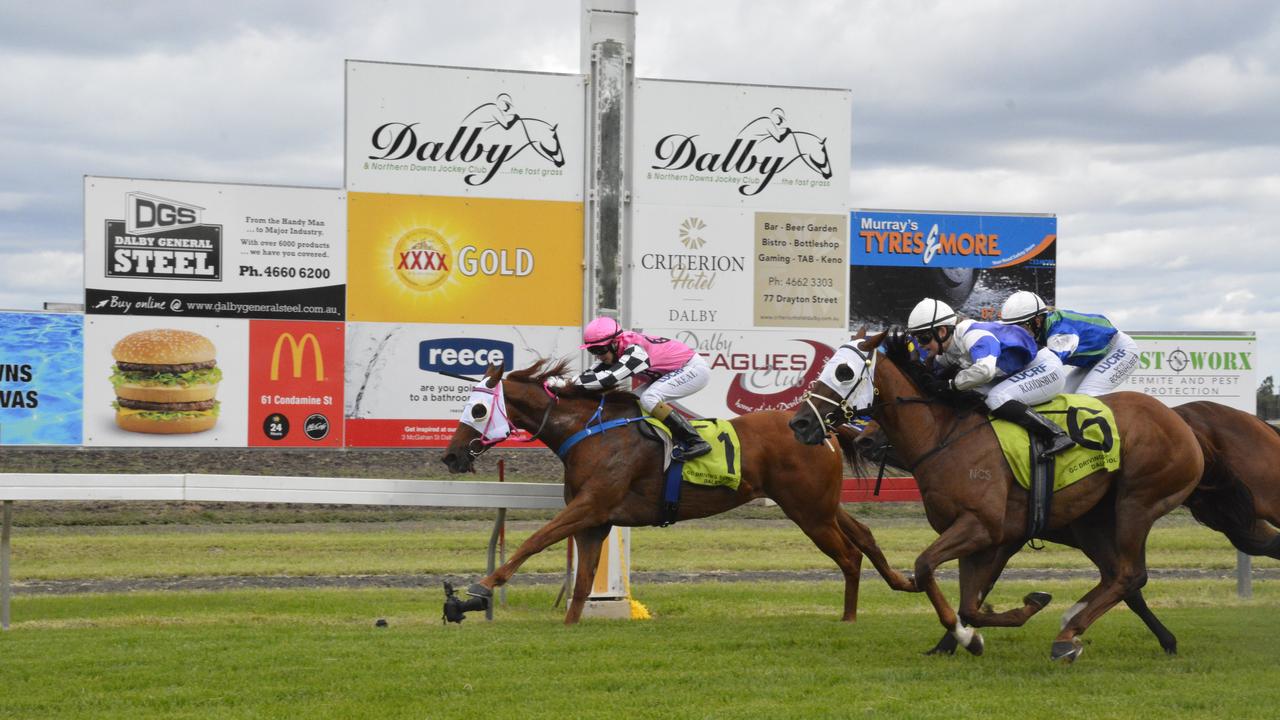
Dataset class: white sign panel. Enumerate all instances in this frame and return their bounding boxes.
[1121,332,1257,413]
[636,327,849,418]
[84,177,346,321]
[345,60,586,201]
[344,321,581,447]
[634,79,850,210]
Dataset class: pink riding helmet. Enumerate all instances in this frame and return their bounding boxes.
[580,316,623,349]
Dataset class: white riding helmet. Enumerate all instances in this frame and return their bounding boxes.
[906,298,957,333]
[1000,291,1049,324]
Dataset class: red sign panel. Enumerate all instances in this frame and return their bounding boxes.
[248,320,344,446]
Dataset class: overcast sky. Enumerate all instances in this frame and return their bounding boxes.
[2,0,1277,382]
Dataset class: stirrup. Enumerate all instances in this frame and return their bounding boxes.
[1042,433,1076,456]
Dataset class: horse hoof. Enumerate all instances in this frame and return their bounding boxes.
[1024,591,1053,611]
[925,633,958,656]
[964,631,985,657]
[1050,638,1084,663]
[467,583,494,603]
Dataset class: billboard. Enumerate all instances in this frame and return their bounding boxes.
[634,79,851,210]
[0,312,83,445]
[1122,332,1257,413]
[848,210,1056,329]
[84,177,346,321]
[637,327,850,417]
[345,60,586,202]
[344,322,580,447]
[346,192,583,325]
[247,321,345,447]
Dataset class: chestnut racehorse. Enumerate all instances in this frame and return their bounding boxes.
[788,331,1204,662]
[440,359,913,624]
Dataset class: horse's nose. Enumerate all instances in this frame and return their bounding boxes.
[854,435,876,452]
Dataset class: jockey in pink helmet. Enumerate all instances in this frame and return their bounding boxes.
[565,316,712,459]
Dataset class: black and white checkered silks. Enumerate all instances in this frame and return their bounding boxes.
[574,345,652,391]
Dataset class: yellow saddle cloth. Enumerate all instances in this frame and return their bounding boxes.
[992,394,1122,492]
[643,416,742,491]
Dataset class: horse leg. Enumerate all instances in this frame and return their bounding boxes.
[837,509,915,592]
[1067,519,1178,655]
[956,544,1053,628]
[475,496,609,594]
[1053,507,1157,662]
[563,524,613,625]
[783,512,865,621]
[910,515,996,655]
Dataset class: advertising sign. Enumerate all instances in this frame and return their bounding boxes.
[634,79,850,210]
[1122,332,1257,413]
[82,316,249,447]
[638,327,849,418]
[344,322,580,447]
[84,177,346,321]
[0,312,84,445]
[631,208,847,331]
[248,320,345,447]
[848,210,1056,329]
[346,192,583,325]
[345,60,585,202]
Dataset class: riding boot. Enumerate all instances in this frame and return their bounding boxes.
[652,403,711,459]
[991,400,1076,456]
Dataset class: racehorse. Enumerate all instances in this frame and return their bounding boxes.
[1174,401,1280,558]
[788,331,1204,662]
[439,358,914,624]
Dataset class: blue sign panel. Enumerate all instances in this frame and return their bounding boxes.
[418,338,514,376]
[849,210,1056,270]
[0,312,84,445]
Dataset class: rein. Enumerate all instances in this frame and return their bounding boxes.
[555,396,646,459]
[882,397,992,473]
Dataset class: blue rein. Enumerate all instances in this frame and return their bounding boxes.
[556,397,646,459]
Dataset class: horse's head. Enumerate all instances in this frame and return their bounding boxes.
[793,132,833,180]
[524,119,565,167]
[789,330,884,445]
[441,362,507,473]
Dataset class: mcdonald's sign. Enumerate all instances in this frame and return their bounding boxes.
[270,332,324,381]
[249,320,344,447]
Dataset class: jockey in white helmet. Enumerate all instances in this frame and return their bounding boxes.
[1000,291,1139,397]
[907,298,1075,455]
[562,316,712,459]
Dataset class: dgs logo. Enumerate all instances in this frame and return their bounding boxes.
[419,338,513,375]
[125,192,204,235]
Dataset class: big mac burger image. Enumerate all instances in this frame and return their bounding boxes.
[110,329,221,434]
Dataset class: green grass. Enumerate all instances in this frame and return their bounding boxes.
[6,514,1276,580]
[1,580,1277,719]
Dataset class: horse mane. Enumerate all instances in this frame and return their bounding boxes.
[506,358,640,406]
[880,329,987,413]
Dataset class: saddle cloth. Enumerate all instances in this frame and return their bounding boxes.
[992,394,1122,492]
[643,417,743,491]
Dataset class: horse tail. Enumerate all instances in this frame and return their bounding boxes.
[1183,439,1280,560]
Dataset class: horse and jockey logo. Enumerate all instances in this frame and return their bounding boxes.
[366,93,566,187]
[650,106,834,196]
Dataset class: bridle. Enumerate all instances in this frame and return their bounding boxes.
[800,341,877,438]
[465,380,560,460]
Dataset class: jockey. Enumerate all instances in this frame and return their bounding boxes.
[907,298,1075,455]
[564,316,712,459]
[1000,291,1139,397]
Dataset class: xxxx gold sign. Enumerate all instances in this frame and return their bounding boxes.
[270,332,325,381]
[348,192,582,325]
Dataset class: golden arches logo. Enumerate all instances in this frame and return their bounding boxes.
[270,333,324,381]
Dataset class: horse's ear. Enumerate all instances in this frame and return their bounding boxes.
[552,124,558,132]
[853,325,868,340]
[864,330,889,351]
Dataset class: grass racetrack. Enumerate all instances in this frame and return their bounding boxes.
[0,506,1277,718]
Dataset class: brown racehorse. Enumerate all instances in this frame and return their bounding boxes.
[439,358,913,624]
[788,331,1204,662]
[1175,401,1280,558]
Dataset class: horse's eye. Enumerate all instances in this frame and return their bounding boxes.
[834,363,855,383]
[470,403,489,420]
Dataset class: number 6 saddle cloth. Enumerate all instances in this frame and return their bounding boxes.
[642,416,743,491]
[992,394,1123,492]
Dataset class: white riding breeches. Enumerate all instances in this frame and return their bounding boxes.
[636,354,712,413]
[982,347,1067,410]
[1066,331,1139,396]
